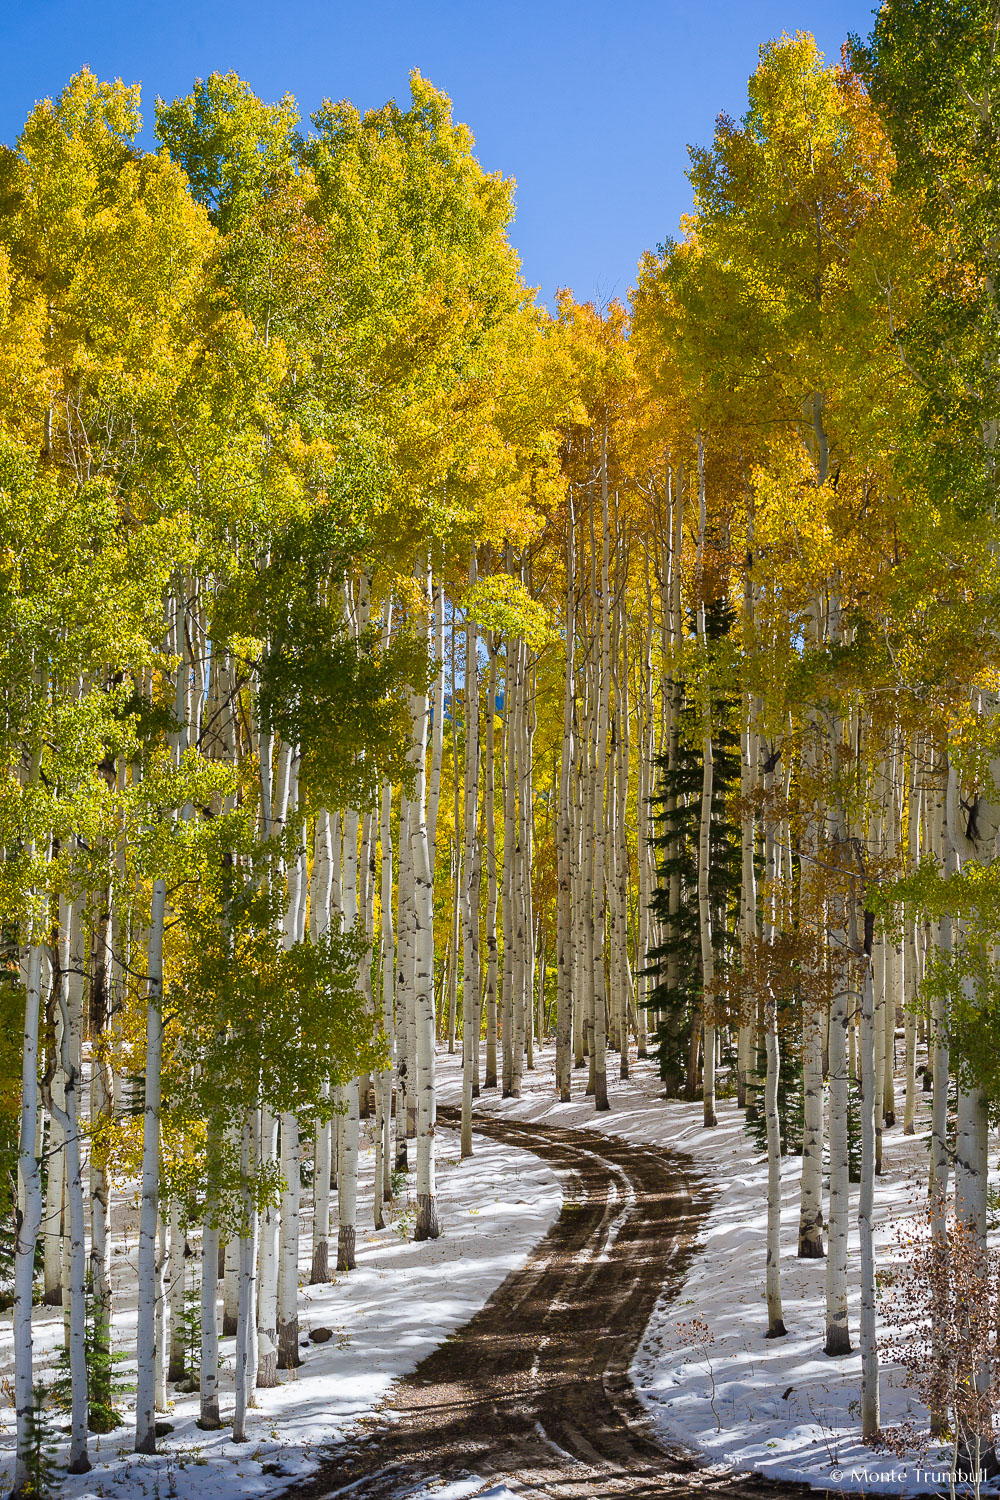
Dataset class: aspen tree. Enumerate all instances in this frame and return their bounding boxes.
[859,908,880,1440]
[135,877,166,1454]
[461,554,481,1156]
[378,768,395,1212]
[825,704,853,1357]
[412,564,440,1239]
[590,430,612,1111]
[695,436,717,1128]
[761,745,786,1339]
[556,493,576,1100]
[484,639,500,1089]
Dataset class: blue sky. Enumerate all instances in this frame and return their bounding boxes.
[0,1,876,307]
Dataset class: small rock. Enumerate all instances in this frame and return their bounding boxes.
[310,1326,334,1343]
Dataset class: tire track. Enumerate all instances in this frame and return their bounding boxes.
[284,1106,813,1500]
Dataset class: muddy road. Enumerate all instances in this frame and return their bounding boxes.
[285,1107,811,1500]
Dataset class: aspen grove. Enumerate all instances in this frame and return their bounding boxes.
[5,6,1000,1494]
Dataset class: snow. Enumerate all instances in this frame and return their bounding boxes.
[0,1120,561,1500]
[437,1044,999,1495]
[7,1039,994,1499]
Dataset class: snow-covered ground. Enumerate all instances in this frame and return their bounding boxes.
[438,1043,998,1494]
[0,1121,561,1500]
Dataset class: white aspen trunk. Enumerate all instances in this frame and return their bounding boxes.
[825,709,852,1357]
[199,1212,221,1429]
[501,632,516,1097]
[88,886,114,1419]
[428,579,446,868]
[13,936,44,1494]
[310,807,334,1274]
[946,750,997,1465]
[635,584,654,1062]
[798,998,825,1259]
[582,674,598,1095]
[694,437,716,1127]
[233,1109,259,1442]
[313,1109,332,1280]
[484,641,499,1089]
[697,726,716,1128]
[882,756,900,1132]
[221,1236,239,1339]
[48,904,90,1473]
[412,564,440,1238]
[461,553,480,1157]
[338,802,362,1270]
[591,440,612,1112]
[761,750,786,1339]
[256,1109,279,1388]
[872,771,887,1178]
[337,1080,360,1269]
[929,764,951,1436]
[276,757,305,1367]
[556,491,576,1100]
[903,740,921,1136]
[135,876,166,1454]
[520,640,535,1077]
[739,697,758,1111]
[512,632,531,1087]
[447,854,461,1052]
[359,805,376,1125]
[168,1202,187,1378]
[858,908,880,1441]
[379,775,395,1207]
[276,1115,301,1366]
[615,631,634,1078]
[395,790,412,1169]
[798,658,825,1258]
[575,691,591,1076]
[42,1065,65,1307]
[154,1217,168,1414]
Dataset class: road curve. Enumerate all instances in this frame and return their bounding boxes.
[284,1105,812,1500]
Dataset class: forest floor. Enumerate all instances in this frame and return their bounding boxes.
[0,1122,561,1500]
[432,1044,1000,1496]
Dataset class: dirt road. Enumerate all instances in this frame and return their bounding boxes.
[286,1106,810,1500]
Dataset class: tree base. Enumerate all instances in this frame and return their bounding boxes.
[338,1226,356,1272]
[414,1193,441,1240]
[277,1317,301,1369]
[222,1313,238,1337]
[311,1242,329,1284]
[256,1346,277,1389]
[797,1234,825,1259]
[67,1455,93,1475]
[765,1320,788,1339]
[824,1327,852,1357]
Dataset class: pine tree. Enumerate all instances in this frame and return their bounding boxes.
[646,601,740,1096]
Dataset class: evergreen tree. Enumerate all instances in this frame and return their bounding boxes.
[646,599,740,1096]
